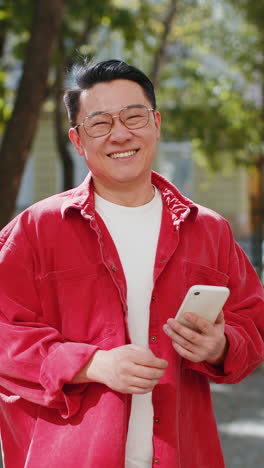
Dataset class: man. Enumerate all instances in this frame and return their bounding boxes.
[0,59,263,468]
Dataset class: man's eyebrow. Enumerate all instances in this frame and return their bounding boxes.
[88,110,105,118]
[87,104,145,118]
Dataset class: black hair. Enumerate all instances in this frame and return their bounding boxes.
[63,59,156,127]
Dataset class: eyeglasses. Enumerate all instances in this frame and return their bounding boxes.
[74,104,155,138]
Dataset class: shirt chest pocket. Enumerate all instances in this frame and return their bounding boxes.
[183,261,229,291]
[38,265,118,344]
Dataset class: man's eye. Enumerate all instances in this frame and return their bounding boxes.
[127,114,143,122]
[129,113,142,118]
[90,119,110,127]
[92,120,108,126]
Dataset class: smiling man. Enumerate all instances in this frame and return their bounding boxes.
[69,81,160,205]
[0,59,264,468]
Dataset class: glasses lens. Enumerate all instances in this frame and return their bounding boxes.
[121,106,149,129]
[84,113,112,137]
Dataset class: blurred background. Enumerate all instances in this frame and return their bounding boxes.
[0,0,264,466]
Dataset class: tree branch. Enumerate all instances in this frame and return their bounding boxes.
[0,0,63,228]
[150,0,178,88]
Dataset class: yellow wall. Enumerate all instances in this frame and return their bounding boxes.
[193,164,250,237]
[31,113,61,203]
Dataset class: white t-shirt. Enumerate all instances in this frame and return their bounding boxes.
[95,187,162,467]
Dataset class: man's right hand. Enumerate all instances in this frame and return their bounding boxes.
[72,345,168,394]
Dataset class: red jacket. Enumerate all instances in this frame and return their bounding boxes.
[0,172,264,468]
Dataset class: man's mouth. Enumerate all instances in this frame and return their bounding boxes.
[108,150,137,159]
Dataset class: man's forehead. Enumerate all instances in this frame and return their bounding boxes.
[78,80,147,114]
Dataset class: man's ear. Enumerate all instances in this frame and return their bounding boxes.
[154,111,161,140]
[68,128,84,156]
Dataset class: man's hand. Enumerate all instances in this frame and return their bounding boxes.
[72,344,168,394]
[163,311,228,365]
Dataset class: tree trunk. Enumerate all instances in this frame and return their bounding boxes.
[249,50,264,280]
[249,158,263,278]
[0,0,63,229]
[0,18,7,58]
[150,0,178,88]
[54,39,74,191]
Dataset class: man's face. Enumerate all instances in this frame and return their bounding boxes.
[69,79,161,191]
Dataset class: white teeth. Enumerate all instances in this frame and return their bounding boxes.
[109,150,136,159]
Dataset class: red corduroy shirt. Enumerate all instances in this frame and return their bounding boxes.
[0,172,264,468]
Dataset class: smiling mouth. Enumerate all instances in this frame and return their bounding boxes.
[108,150,137,159]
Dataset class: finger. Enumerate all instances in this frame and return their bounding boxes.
[215,310,225,324]
[165,320,203,345]
[171,342,202,363]
[166,316,200,335]
[129,376,160,390]
[150,357,169,369]
[171,334,199,353]
[135,354,168,370]
[181,313,214,335]
[133,364,166,380]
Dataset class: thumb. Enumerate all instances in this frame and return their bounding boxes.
[215,310,225,324]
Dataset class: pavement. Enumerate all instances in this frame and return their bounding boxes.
[211,365,264,467]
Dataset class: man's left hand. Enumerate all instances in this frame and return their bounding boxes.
[163,311,228,365]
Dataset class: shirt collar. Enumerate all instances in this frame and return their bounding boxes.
[61,171,198,223]
[151,171,198,224]
[61,172,94,219]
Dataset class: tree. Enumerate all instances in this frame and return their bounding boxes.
[150,0,178,87]
[225,0,264,276]
[52,0,144,192]
[0,0,63,229]
[0,0,142,224]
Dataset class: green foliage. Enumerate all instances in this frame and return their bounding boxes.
[0,0,34,128]
[0,0,145,128]
[0,0,33,41]
[159,68,263,168]
[1,0,264,173]
[148,0,264,170]
[61,0,143,53]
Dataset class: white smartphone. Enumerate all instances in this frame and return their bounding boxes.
[175,285,230,330]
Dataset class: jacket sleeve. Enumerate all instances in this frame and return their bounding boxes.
[0,216,99,419]
[183,221,264,383]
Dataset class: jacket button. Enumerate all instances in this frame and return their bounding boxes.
[151,295,155,301]
[154,459,159,464]
[161,257,167,262]
[111,265,117,272]
[155,418,160,423]
[150,336,157,342]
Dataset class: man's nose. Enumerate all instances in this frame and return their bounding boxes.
[108,117,132,142]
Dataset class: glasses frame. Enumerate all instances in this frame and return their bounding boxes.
[73,104,155,138]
